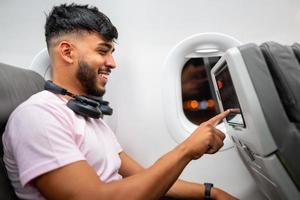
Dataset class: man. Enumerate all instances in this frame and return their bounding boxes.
[2,4,237,200]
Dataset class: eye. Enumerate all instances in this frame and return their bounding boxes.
[97,49,109,55]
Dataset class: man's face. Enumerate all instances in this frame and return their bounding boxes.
[76,60,105,96]
[74,33,116,96]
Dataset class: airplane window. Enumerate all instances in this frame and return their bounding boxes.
[181,57,220,125]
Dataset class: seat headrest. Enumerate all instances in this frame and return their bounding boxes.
[0,63,45,137]
[260,42,300,123]
[291,43,300,64]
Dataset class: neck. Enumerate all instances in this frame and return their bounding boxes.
[52,65,86,97]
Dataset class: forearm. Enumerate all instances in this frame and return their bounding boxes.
[166,179,234,200]
[166,179,205,199]
[100,144,192,200]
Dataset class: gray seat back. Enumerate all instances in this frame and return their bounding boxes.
[0,63,45,200]
[259,42,300,189]
[260,42,300,123]
[292,43,300,63]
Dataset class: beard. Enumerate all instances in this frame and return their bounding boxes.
[76,60,105,97]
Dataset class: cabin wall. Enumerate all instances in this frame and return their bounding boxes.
[1,0,299,67]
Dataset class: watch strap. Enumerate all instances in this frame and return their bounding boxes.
[204,182,214,200]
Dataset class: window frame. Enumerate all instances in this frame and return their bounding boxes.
[162,32,241,151]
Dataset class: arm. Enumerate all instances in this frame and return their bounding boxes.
[34,110,231,200]
[119,152,237,200]
[166,180,238,200]
[34,143,191,200]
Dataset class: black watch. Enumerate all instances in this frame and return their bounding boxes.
[204,182,214,200]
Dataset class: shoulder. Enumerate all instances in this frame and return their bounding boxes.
[4,91,77,139]
[3,91,84,152]
[16,90,66,111]
[10,90,73,122]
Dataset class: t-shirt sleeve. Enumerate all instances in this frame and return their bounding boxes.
[102,121,123,154]
[7,104,85,187]
[111,132,123,154]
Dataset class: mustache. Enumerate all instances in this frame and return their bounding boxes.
[98,67,111,74]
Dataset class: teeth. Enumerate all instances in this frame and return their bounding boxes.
[100,74,109,79]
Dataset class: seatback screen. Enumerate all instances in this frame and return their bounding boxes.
[215,63,246,127]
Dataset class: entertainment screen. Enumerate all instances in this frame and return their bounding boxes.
[215,62,246,127]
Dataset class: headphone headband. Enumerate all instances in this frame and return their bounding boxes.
[44,80,113,118]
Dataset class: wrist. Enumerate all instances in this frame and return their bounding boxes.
[211,187,220,199]
[176,142,194,161]
[204,183,214,200]
[181,137,206,160]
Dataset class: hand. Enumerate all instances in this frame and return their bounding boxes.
[182,110,231,160]
[212,187,239,200]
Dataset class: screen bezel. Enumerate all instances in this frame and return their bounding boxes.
[214,62,246,128]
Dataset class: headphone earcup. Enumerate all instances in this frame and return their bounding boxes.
[99,101,113,115]
[85,95,113,116]
[67,99,102,119]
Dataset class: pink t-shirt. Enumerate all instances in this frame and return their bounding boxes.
[2,91,123,200]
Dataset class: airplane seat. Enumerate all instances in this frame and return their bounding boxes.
[0,63,45,200]
[241,42,300,199]
[260,42,300,123]
[259,41,300,184]
[291,43,300,64]
[211,41,300,199]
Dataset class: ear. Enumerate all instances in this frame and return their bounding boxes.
[58,41,75,64]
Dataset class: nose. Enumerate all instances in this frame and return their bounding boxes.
[105,54,117,69]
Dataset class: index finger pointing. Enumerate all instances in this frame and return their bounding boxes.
[206,109,231,126]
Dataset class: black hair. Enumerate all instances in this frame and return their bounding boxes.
[45,3,118,47]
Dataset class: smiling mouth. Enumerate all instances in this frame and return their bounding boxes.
[98,69,110,81]
[99,73,109,80]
